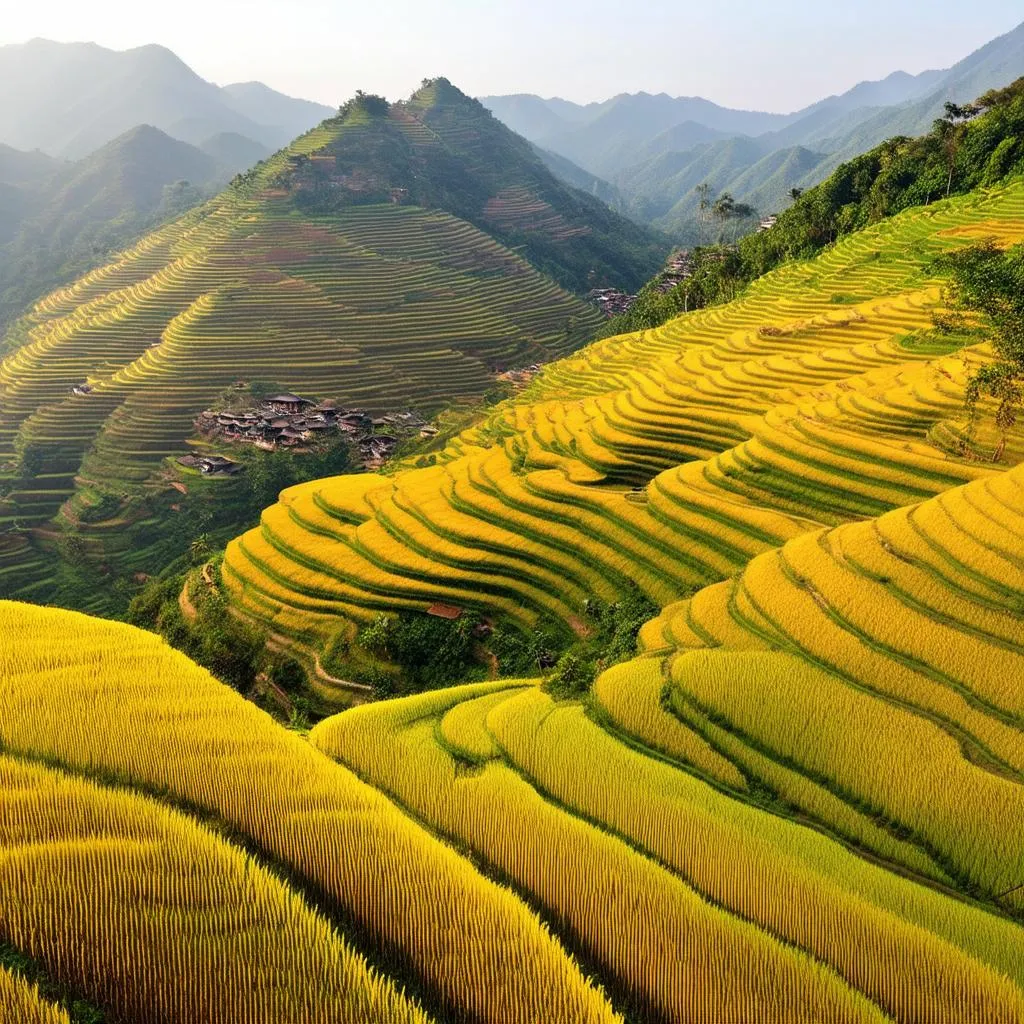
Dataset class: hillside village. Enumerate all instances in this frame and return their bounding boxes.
[184,393,436,473]
[589,248,698,315]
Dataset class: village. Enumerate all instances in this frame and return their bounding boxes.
[588,249,698,317]
[178,393,438,475]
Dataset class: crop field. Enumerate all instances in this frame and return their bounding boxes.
[220,177,1024,1019]
[3,164,1024,1016]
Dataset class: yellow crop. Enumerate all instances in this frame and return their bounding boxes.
[488,687,1024,1023]
[0,754,426,1024]
[0,601,616,1024]
[313,684,887,1024]
[672,648,1024,893]
[0,970,70,1024]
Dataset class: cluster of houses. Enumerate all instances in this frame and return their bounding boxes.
[588,250,701,316]
[758,215,779,232]
[588,287,637,317]
[191,393,434,470]
[197,394,340,449]
[653,250,696,294]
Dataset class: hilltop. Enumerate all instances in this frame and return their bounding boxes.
[0,79,667,610]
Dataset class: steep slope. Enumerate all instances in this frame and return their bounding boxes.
[224,176,1024,640]
[0,80,665,605]
[0,38,334,157]
[220,175,1024,1020]
[0,600,618,1024]
[530,146,625,210]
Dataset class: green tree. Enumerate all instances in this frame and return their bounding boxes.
[729,201,757,242]
[787,187,803,203]
[937,241,1024,457]
[712,193,736,242]
[933,101,980,198]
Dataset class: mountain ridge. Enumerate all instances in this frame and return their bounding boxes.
[482,19,1024,238]
[0,38,335,158]
[0,78,666,608]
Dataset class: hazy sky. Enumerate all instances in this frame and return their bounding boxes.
[3,1,1023,111]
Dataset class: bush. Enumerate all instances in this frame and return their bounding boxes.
[356,611,482,694]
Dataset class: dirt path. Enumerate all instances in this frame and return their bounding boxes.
[178,580,197,622]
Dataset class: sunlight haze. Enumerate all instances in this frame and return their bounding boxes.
[3,0,1022,109]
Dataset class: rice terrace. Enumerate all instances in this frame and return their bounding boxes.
[0,6,1024,1024]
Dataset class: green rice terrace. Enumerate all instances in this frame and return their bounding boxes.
[0,80,666,607]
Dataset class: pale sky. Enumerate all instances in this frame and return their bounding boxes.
[3,0,1023,112]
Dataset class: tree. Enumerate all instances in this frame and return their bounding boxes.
[933,101,980,198]
[937,241,1024,458]
[788,187,803,203]
[694,183,712,245]
[730,202,757,242]
[712,193,736,242]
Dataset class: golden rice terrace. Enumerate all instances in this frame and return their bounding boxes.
[1,161,1023,1019]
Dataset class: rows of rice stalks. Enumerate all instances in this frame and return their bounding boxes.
[6,165,1024,1017]
[312,676,1024,1022]
[224,178,1024,644]
[0,98,605,598]
[0,754,425,1024]
[0,969,69,1024]
[0,601,617,1024]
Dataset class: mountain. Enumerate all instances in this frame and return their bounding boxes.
[0,145,64,245]
[220,81,338,142]
[0,126,240,327]
[482,19,1024,238]
[0,38,335,158]
[0,79,667,609]
[530,145,625,209]
[198,131,273,169]
[525,92,793,178]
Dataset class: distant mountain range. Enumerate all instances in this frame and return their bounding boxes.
[0,124,258,325]
[0,38,334,159]
[482,19,1024,238]
[0,39,341,325]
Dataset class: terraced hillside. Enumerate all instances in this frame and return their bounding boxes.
[0,80,665,604]
[216,177,1024,1018]
[224,177,1024,641]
